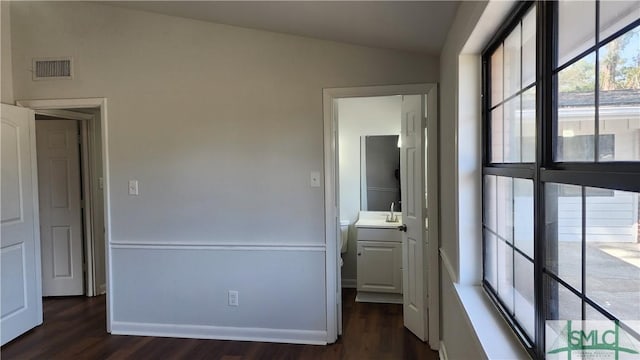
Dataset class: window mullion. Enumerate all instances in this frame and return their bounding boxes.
[594,0,600,162]
[534,1,555,358]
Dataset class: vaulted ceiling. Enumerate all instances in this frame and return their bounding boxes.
[106,1,460,55]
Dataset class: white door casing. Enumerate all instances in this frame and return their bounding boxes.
[36,120,84,296]
[334,101,343,337]
[16,97,111,332]
[400,94,427,341]
[323,84,438,347]
[1,104,42,346]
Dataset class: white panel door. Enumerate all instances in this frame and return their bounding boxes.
[400,94,427,341]
[36,120,84,296]
[1,104,42,346]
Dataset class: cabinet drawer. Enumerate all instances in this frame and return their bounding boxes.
[356,227,402,242]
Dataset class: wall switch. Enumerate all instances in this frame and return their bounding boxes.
[128,180,139,195]
[310,171,321,187]
[228,290,239,306]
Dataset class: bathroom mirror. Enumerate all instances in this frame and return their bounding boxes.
[360,135,401,211]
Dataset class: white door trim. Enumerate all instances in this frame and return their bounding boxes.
[33,109,93,121]
[16,98,112,333]
[322,84,440,348]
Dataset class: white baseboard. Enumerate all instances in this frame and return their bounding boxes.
[110,321,327,345]
[98,283,106,295]
[341,278,356,288]
[439,341,449,360]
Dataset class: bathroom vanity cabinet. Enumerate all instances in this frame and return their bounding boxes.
[355,213,403,304]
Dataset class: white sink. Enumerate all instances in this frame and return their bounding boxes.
[355,211,402,228]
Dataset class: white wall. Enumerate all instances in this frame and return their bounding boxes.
[439,1,529,358]
[1,1,13,104]
[439,2,488,357]
[337,96,401,284]
[10,1,438,342]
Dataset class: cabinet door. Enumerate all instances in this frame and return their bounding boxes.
[357,241,402,294]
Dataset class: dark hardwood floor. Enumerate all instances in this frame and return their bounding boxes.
[1,289,438,359]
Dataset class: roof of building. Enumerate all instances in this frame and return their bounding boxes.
[559,89,640,107]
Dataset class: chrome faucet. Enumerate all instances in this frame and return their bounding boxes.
[386,202,397,222]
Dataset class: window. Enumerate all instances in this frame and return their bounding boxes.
[482,1,640,358]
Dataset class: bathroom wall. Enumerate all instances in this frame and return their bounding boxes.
[337,96,401,286]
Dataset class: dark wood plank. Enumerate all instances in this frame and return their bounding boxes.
[1,289,438,359]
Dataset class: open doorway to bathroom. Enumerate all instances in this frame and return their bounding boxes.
[323,84,440,350]
[337,95,402,292]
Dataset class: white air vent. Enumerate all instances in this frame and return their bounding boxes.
[33,57,73,80]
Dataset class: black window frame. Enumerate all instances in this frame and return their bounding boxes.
[481,1,640,358]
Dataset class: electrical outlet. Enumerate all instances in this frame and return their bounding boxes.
[228,290,239,306]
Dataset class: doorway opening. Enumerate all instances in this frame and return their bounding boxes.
[16,98,111,332]
[34,109,105,298]
[323,84,439,349]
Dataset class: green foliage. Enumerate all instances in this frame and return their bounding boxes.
[559,59,595,92]
[560,28,639,92]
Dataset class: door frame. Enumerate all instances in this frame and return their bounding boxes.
[322,84,440,348]
[16,98,112,332]
[35,110,97,296]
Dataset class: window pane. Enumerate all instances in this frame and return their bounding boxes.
[491,44,504,107]
[558,0,595,67]
[544,276,583,357]
[556,54,596,162]
[585,188,640,327]
[497,176,513,242]
[484,175,497,232]
[545,275,582,322]
[485,229,498,290]
[491,105,504,163]
[546,183,583,292]
[585,303,610,321]
[498,239,514,312]
[504,96,522,163]
[600,0,640,41]
[504,23,522,98]
[522,87,536,162]
[514,179,534,258]
[514,254,535,340]
[522,6,536,87]
[598,26,640,162]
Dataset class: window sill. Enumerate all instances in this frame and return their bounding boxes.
[453,282,531,360]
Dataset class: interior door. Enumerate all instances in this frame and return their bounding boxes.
[400,94,427,341]
[1,104,42,346]
[36,120,84,296]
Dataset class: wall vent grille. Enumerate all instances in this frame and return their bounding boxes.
[33,58,73,80]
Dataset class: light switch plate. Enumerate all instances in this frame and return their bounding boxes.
[310,171,321,187]
[128,180,139,195]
